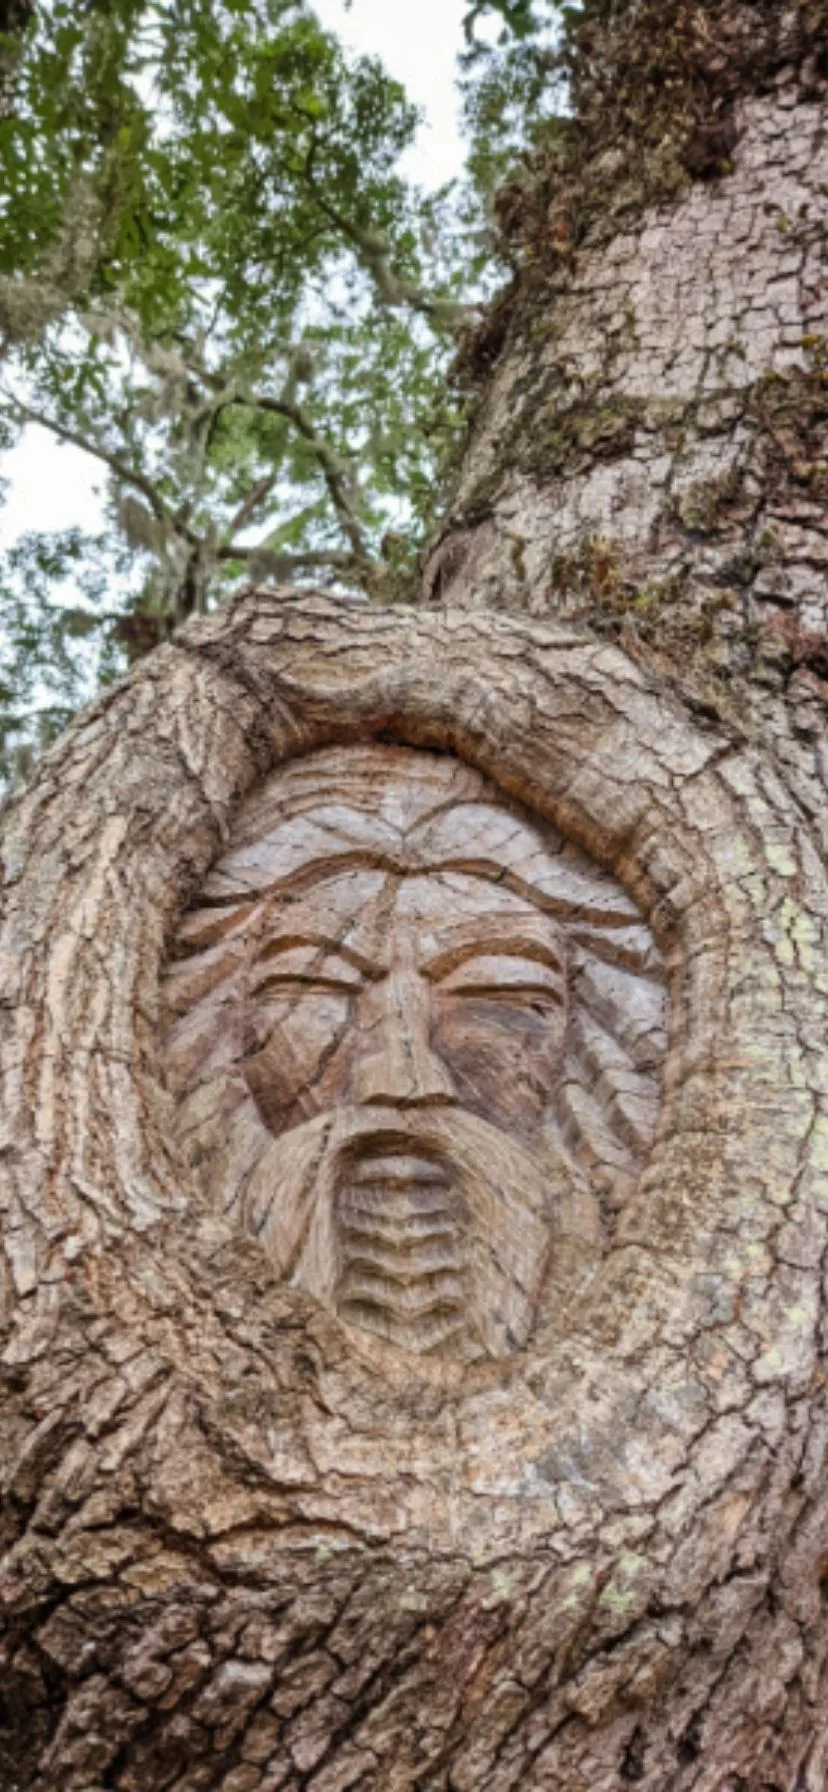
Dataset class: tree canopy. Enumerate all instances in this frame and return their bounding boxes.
[0,0,567,783]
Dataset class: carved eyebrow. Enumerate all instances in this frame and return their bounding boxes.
[423,938,566,982]
[252,936,372,982]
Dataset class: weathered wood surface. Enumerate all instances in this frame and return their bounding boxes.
[1,591,827,1789]
[164,743,665,1363]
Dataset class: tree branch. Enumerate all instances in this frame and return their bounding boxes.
[227,470,281,538]
[217,542,357,571]
[148,335,374,570]
[298,116,475,333]
[227,391,370,563]
[1,392,199,547]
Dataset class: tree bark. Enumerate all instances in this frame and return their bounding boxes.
[2,7,828,1790]
[1,590,827,1789]
[426,1,828,848]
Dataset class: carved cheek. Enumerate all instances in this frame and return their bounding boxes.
[433,997,567,1135]
[243,993,353,1133]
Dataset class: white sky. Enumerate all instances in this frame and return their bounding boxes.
[0,0,474,549]
[314,0,471,187]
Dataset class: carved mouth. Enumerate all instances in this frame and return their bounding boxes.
[335,1142,472,1356]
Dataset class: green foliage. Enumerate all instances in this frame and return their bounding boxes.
[459,2,570,201]
[0,527,125,786]
[463,1,539,40]
[0,0,569,788]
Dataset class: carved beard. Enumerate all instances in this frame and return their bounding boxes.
[238,1105,569,1361]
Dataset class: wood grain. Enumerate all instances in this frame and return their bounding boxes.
[164,744,665,1361]
[0,590,825,1787]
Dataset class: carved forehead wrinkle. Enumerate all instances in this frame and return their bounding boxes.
[250,871,567,972]
[258,870,388,951]
[393,872,557,927]
[205,744,570,907]
[226,744,489,855]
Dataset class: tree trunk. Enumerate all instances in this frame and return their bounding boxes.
[426,0,828,836]
[2,8,828,1791]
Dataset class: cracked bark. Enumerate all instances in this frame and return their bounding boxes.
[2,13,828,1792]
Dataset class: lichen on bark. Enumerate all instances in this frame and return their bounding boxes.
[428,8,828,873]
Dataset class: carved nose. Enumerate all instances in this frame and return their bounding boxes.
[351,969,455,1108]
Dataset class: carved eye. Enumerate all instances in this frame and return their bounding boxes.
[448,983,560,1005]
[251,943,364,1000]
[246,946,362,1058]
[254,974,357,997]
[437,954,564,1013]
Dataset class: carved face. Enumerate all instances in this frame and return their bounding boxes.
[165,747,666,1361]
[242,868,568,1141]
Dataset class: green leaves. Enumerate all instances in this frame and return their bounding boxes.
[0,0,570,785]
[459,2,569,203]
[463,1,541,44]
[0,0,476,781]
[0,526,123,788]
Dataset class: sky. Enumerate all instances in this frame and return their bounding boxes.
[314,0,472,187]
[0,0,475,549]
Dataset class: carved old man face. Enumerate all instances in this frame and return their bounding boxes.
[165,747,665,1361]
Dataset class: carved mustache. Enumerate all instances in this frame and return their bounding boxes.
[237,1104,572,1358]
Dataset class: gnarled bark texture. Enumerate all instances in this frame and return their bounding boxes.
[426,0,828,844]
[2,593,828,1791]
[2,6,828,1790]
